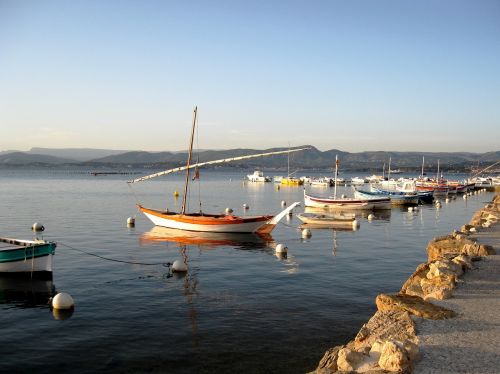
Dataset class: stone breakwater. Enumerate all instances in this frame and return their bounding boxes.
[311,193,500,374]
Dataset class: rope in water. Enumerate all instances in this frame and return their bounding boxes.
[58,242,172,268]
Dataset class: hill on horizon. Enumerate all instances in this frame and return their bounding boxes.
[0,147,499,171]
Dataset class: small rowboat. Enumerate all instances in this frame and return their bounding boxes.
[0,237,56,276]
[297,212,359,229]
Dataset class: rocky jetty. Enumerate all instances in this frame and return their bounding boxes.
[312,192,499,374]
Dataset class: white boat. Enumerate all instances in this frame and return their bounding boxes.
[303,155,391,211]
[297,212,359,229]
[247,170,271,182]
[0,237,56,275]
[129,107,308,233]
[350,177,366,185]
[310,177,333,187]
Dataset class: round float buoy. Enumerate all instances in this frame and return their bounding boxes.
[276,185,280,190]
[302,228,312,238]
[52,292,75,310]
[413,206,418,211]
[172,260,187,272]
[225,207,233,214]
[32,222,45,232]
[281,200,287,207]
[275,243,288,254]
[352,219,359,229]
[408,207,413,212]
[341,194,346,198]
[463,194,467,199]
[173,190,179,198]
[445,198,450,203]
[126,217,135,227]
[435,202,442,208]
[243,203,249,210]
[368,213,375,221]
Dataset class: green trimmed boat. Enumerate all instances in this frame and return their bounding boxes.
[0,237,56,275]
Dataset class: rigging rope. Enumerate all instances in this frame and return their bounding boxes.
[58,242,172,267]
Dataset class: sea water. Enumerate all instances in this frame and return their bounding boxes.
[0,168,492,373]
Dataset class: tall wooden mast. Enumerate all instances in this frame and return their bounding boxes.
[181,106,197,215]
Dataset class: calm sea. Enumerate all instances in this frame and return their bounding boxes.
[0,168,492,373]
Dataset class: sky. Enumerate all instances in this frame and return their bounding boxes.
[1,0,499,153]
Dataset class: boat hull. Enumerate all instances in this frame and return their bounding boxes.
[0,238,56,274]
[139,206,273,233]
[304,192,391,210]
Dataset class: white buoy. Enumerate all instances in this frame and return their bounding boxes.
[302,228,312,238]
[352,219,359,229]
[225,207,233,214]
[435,202,442,208]
[243,203,249,210]
[413,206,418,211]
[281,200,287,207]
[275,243,288,254]
[368,213,375,221]
[52,292,75,310]
[172,260,188,272]
[445,198,450,203]
[126,217,135,227]
[341,194,346,198]
[408,207,413,212]
[32,222,45,232]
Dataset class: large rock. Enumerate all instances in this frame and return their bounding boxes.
[462,243,496,257]
[337,347,367,372]
[452,254,473,270]
[420,275,455,300]
[400,263,429,298]
[427,259,463,278]
[426,235,475,262]
[375,293,456,319]
[354,311,417,351]
[316,345,342,371]
[378,340,410,372]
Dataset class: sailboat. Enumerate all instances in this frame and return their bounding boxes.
[280,146,304,186]
[128,107,306,233]
[304,155,391,210]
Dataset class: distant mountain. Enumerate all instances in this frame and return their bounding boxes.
[0,152,76,165]
[1,147,498,171]
[87,146,500,171]
[28,147,131,161]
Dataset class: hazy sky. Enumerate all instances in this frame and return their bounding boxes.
[1,0,499,153]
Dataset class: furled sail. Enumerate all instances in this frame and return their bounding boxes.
[128,147,311,183]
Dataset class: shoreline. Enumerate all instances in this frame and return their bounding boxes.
[312,192,499,373]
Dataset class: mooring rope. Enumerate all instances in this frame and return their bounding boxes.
[58,242,172,268]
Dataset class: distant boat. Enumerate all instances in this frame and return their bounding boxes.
[247,170,271,182]
[310,177,333,187]
[354,188,419,206]
[350,177,366,185]
[297,212,358,229]
[129,107,307,233]
[0,237,56,275]
[280,146,304,186]
[303,155,391,211]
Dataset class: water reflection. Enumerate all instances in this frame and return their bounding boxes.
[139,226,276,250]
[0,275,56,309]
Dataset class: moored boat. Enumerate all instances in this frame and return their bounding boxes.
[129,107,307,234]
[297,212,359,229]
[354,188,419,206]
[304,190,391,210]
[0,237,56,276]
[247,170,271,182]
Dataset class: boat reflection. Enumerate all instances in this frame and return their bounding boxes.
[0,275,56,309]
[304,207,391,222]
[139,226,276,250]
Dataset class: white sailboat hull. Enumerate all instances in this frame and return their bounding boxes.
[143,211,269,233]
